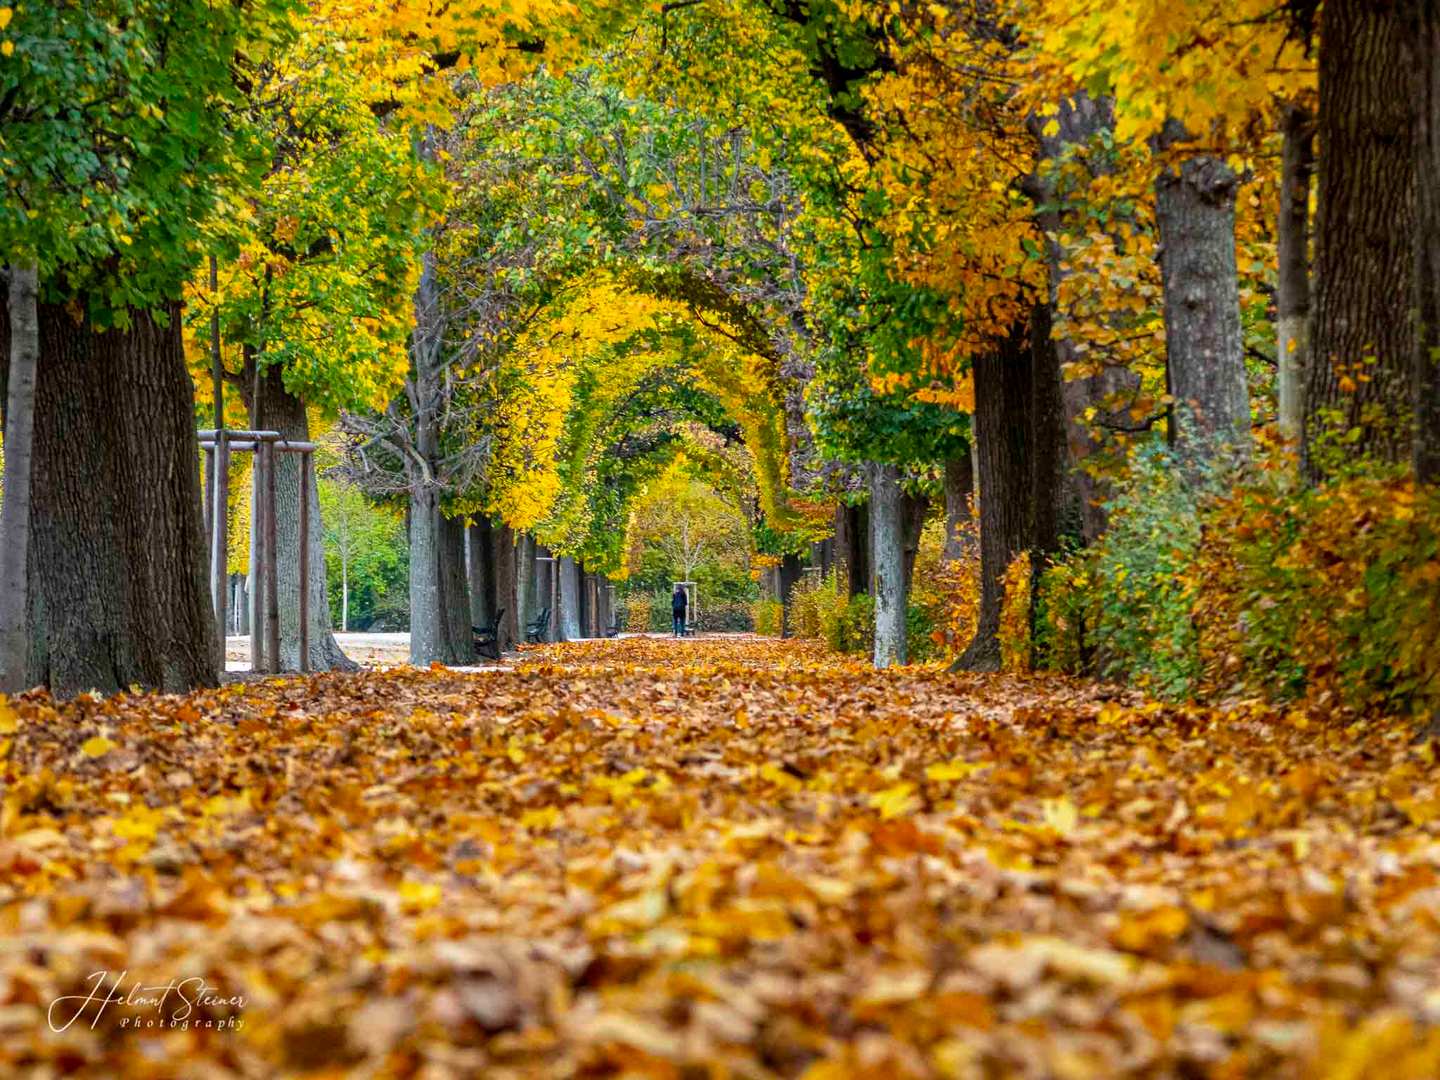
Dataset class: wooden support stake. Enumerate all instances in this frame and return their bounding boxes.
[202,446,215,558]
[212,432,229,664]
[250,445,265,674]
[264,439,280,674]
[298,449,311,673]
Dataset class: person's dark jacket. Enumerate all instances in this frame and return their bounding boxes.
[672,588,688,617]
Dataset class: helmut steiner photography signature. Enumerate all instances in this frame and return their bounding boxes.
[47,970,246,1033]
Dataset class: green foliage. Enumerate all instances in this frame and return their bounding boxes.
[1034,450,1440,721]
[318,476,408,631]
[1,0,295,316]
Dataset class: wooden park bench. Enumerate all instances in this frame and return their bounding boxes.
[525,606,551,644]
[472,608,505,661]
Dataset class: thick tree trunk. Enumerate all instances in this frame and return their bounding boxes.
[13,301,218,696]
[1153,128,1250,465]
[516,534,537,626]
[955,323,1033,673]
[557,555,580,640]
[408,486,442,665]
[466,519,495,626]
[1030,94,1139,541]
[1278,103,1316,443]
[0,266,38,692]
[534,545,556,640]
[1306,0,1416,478]
[871,463,906,668]
[833,502,869,596]
[778,553,803,637]
[495,524,519,651]
[243,365,352,671]
[1409,1,1440,483]
[943,452,974,563]
[436,513,472,664]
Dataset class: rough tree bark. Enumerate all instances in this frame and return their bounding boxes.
[1153,123,1251,465]
[15,302,218,696]
[466,519,495,626]
[436,513,472,663]
[494,524,519,651]
[871,462,906,668]
[833,502,869,596]
[242,365,353,671]
[954,322,1033,673]
[408,487,441,665]
[1305,0,1416,478]
[535,545,557,640]
[1278,103,1315,443]
[406,242,445,667]
[942,452,974,563]
[1407,0,1440,483]
[778,553,803,637]
[0,266,38,692]
[558,555,580,640]
[1029,94,1139,541]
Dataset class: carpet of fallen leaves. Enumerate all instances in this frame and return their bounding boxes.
[3,637,1440,1078]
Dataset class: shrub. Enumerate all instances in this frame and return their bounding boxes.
[997,554,1033,673]
[753,599,783,637]
[624,593,652,633]
[1032,449,1440,723]
[917,522,980,663]
[694,602,754,632]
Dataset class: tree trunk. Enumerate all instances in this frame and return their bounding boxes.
[1408,0,1440,483]
[11,301,218,696]
[0,266,38,692]
[495,524,519,651]
[778,553,803,637]
[558,555,580,640]
[1305,0,1416,478]
[942,452,974,562]
[1153,127,1250,465]
[535,546,557,640]
[436,513,472,663]
[467,519,495,626]
[236,575,249,635]
[579,570,594,637]
[408,486,442,665]
[517,534,537,626]
[243,365,352,671]
[1030,94,1139,542]
[871,462,906,668]
[341,559,349,633]
[954,323,1033,673]
[1278,103,1316,443]
[833,502,869,596]
[900,490,928,595]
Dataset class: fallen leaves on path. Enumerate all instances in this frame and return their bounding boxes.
[3,637,1440,1077]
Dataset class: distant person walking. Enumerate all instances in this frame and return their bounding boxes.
[671,584,688,637]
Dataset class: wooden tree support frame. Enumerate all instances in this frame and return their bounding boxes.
[199,429,315,676]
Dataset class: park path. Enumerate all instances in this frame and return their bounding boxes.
[1,637,1438,1077]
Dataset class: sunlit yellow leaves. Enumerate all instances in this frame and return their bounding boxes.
[869,781,920,819]
[80,735,115,758]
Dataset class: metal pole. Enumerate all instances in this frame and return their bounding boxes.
[250,447,264,673]
[213,432,229,667]
[264,439,280,674]
[298,449,311,673]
